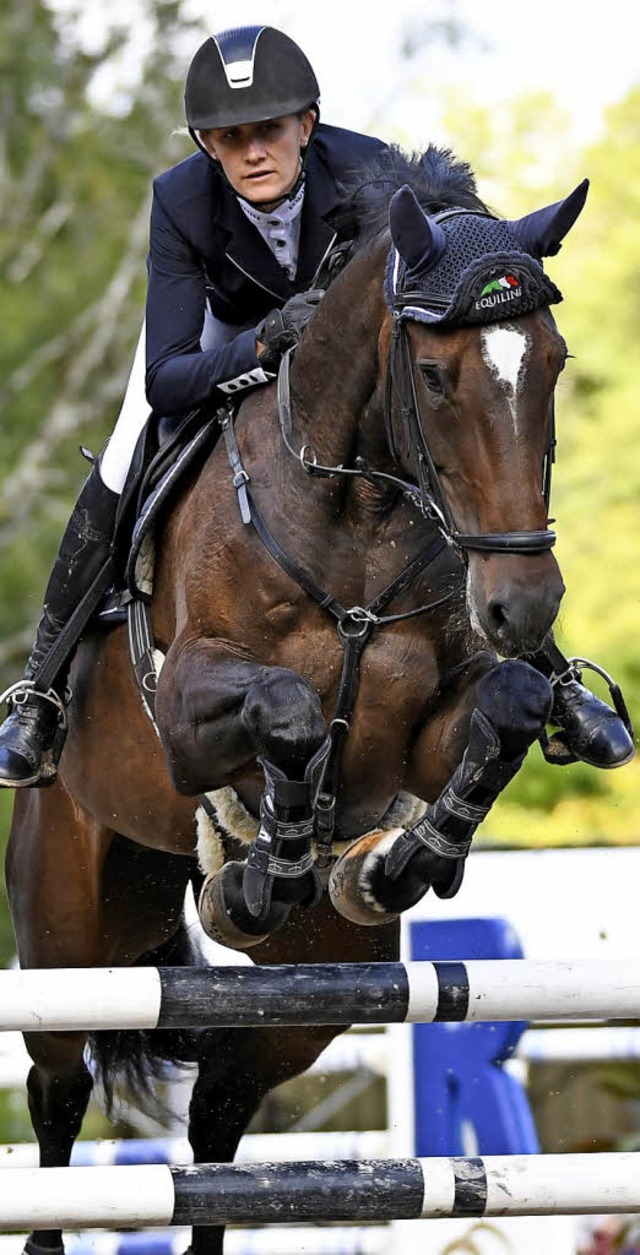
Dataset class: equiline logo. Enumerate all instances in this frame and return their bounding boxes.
[476,273,521,310]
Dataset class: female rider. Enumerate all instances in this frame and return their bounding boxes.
[0,25,632,787]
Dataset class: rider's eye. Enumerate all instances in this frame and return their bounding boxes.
[419,363,446,396]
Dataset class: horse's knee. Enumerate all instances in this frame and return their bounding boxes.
[241,667,326,771]
[477,660,552,759]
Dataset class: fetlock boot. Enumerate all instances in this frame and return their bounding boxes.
[528,636,635,769]
[0,464,119,787]
[199,750,325,948]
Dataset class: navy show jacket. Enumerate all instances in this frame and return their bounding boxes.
[145,123,385,417]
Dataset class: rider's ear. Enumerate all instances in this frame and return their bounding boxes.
[509,179,590,258]
[389,185,446,275]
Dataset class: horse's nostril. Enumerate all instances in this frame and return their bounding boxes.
[488,601,509,633]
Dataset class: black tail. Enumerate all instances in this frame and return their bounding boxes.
[88,907,207,1121]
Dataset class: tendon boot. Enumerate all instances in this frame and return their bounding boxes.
[382,663,553,909]
[329,662,553,925]
[529,637,635,769]
[0,463,119,787]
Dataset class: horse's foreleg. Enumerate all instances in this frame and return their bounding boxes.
[330,659,553,924]
[156,643,329,945]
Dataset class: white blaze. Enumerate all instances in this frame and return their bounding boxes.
[481,324,530,437]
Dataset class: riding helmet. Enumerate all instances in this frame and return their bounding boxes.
[185,26,320,130]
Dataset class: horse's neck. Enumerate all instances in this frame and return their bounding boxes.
[289,244,390,475]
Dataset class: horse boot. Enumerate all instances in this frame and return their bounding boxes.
[329,661,553,925]
[0,462,119,788]
[528,636,635,769]
[199,752,324,950]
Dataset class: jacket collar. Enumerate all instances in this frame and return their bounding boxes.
[218,145,341,299]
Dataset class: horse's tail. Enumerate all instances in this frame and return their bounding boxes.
[88,895,206,1121]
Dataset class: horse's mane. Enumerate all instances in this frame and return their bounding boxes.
[334,144,490,249]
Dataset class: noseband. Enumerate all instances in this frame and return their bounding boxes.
[384,309,557,557]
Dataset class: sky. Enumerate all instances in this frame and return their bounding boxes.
[48,0,640,157]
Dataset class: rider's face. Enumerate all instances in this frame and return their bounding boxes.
[199,111,315,207]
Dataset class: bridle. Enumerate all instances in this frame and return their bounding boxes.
[272,283,558,560]
[384,308,558,555]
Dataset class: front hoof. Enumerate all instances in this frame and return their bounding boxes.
[198,862,290,951]
[329,830,403,926]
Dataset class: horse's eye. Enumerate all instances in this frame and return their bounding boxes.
[419,363,446,396]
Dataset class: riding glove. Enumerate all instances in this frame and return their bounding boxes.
[256,289,324,373]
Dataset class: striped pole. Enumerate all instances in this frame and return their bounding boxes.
[1,1155,640,1229]
[1,959,640,1031]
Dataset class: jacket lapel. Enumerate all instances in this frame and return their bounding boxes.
[296,151,341,286]
[219,186,296,301]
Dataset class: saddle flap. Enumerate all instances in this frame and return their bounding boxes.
[125,415,220,600]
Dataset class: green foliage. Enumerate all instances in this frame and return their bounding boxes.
[444,90,640,846]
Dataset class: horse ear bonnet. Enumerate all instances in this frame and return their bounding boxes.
[386,179,589,327]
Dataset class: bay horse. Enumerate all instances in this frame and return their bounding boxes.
[6,147,587,1254]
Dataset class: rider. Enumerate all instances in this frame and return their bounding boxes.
[0,24,633,788]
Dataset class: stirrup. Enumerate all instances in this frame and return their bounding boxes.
[0,680,70,787]
[1,679,69,728]
[556,657,634,737]
[541,656,635,767]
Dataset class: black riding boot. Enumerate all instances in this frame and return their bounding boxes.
[528,636,635,769]
[0,464,119,787]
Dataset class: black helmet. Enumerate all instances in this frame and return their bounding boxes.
[185,26,320,131]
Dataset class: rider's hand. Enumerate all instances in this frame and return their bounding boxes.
[256,289,324,373]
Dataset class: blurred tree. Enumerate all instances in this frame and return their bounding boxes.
[439,89,640,845]
[0,0,199,961]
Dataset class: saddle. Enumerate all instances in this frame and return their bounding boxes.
[100,409,221,619]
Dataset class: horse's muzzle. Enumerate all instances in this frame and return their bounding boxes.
[467,552,565,657]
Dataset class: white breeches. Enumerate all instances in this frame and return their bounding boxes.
[99,311,242,494]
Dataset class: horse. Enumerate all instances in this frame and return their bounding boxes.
[5,145,587,1255]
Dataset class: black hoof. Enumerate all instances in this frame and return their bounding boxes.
[25,1239,65,1255]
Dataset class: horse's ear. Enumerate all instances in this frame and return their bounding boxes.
[509,179,589,259]
[389,185,446,273]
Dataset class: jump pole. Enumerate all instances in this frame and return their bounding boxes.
[1,959,640,1031]
[2,1155,640,1229]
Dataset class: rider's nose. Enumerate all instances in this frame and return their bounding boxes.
[246,139,267,163]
